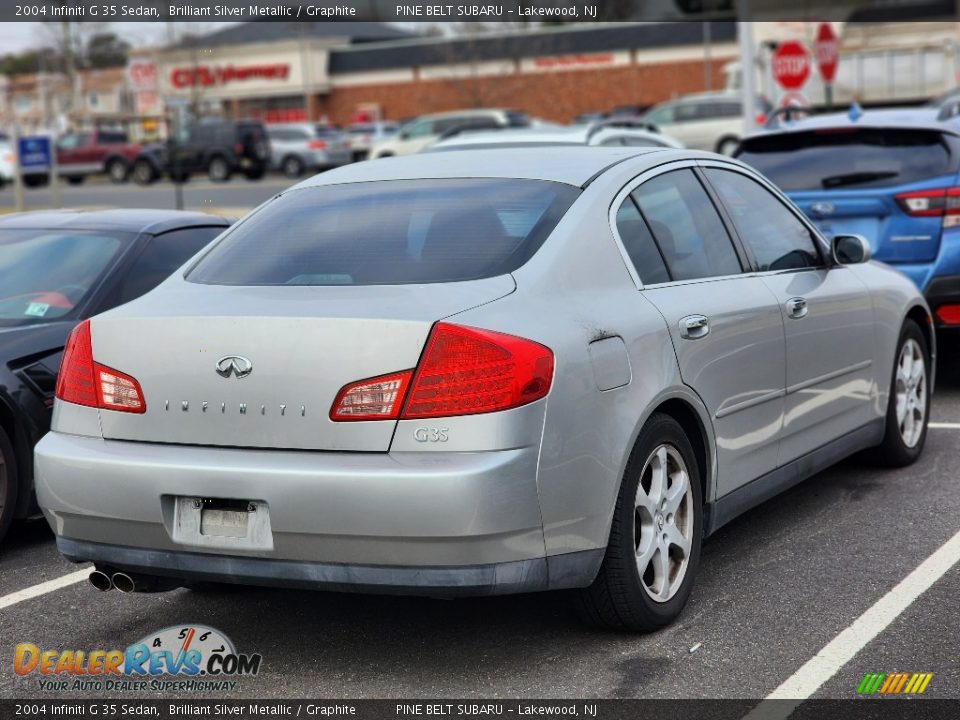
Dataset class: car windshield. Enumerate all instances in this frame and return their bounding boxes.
[737,128,958,191]
[187,179,579,286]
[0,229,130,326]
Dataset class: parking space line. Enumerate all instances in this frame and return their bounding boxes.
[929,422,960,429]
[743,528,960,718]
[0,568,90,611]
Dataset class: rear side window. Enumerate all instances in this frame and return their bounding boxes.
[737,129,959,191]
[615,199,669,284]
[109,227,224,306]
[631,169,742,281]
[704,168,821,271]
[187,179,579,286]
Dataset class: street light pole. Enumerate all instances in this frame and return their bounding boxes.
[737,1,757,134]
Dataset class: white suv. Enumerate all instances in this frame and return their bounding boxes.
[644,92,772,155]
[370,109,530,158]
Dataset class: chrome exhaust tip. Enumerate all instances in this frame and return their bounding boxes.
[111,572,136,594]
[88,569,113,592]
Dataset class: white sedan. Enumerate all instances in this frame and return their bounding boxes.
[423,124,684,153]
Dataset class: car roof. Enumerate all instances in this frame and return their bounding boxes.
[751,107,960,138]
[295,146,669,188]
[0,209,231,234]
[429,126,673,152]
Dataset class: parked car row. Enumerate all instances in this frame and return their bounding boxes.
[2,146,928,636]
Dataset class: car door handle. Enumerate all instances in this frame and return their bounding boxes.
[786,297,808,319]
[679,314,710,339]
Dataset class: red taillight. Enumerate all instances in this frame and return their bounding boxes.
[330,323,554,422]
[308,139,327,150]
[329,370,412,421]
[935,304,960,325]
[56,320,97,407]
[55,320,146,413]
[895,188,960,218]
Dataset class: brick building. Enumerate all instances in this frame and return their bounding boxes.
[141,22,735,126]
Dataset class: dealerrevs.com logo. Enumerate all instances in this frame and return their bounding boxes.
[14,624,262,692]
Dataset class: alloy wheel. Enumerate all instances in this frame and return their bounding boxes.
[634,444,694,603]
[895,338,926,448]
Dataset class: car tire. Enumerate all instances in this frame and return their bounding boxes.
[715,136,740,156]
[207,156,231,182]
[132,160,157,186]
[281,156,304,178]
[872,319,930,467]
[0,425,18,544]
[106,159,129,184]
[575,412,703,632]
[66,175,85,185]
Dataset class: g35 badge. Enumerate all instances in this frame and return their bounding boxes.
[414,428,449,443]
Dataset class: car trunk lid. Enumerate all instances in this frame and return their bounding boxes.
[90,277,515,451]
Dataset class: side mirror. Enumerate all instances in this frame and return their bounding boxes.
[832,234,871,265]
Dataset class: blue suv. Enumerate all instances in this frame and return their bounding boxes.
[736,108,960,329]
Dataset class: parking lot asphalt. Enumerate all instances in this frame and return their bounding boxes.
[0,345,958,702]
[0,176,294,216]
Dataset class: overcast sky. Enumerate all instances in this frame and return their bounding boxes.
[0,22,239,54]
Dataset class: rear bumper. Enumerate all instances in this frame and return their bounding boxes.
[57,538,601,596]
[924,274,960,328]
[35,432,603,594]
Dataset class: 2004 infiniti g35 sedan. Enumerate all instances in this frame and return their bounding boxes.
[35,148,933,632]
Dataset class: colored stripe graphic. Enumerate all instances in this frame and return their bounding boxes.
[857,672,933,694]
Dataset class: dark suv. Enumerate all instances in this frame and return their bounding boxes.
[132,120,271,185]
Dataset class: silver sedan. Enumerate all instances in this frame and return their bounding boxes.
[35,147,932,632]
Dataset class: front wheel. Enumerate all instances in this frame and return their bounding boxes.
[281,155,304,178]
[132,160,158,186]
[872,319,930,467]
[207,156,231,182]
[575,413,702,632]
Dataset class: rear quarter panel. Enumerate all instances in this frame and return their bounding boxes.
[447,172,712,557]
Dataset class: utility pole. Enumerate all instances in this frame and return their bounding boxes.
[737,2,757,135]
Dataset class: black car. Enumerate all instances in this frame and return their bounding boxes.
[0,209,231,541]
[132,120,271,185]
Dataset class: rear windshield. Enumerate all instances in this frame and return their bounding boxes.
[737,128,958,191]
[186,179,579,286]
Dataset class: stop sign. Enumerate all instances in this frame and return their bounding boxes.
[772,41,810,91]
[814,23,839,83]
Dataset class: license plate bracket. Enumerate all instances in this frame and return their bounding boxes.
[170,496,273,550]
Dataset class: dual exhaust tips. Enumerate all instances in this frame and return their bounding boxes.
[89,567,180,593]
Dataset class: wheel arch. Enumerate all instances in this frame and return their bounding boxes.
[905,302,936,391]
[0,392,30,517]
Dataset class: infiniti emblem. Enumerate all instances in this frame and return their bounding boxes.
[215,355,253,379]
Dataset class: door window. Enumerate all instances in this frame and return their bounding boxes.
[631,169,742,281]
[404,120,435,139]
[704,168,822,271]
[614,199,670,284]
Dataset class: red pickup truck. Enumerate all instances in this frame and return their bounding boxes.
[23,130,142,186]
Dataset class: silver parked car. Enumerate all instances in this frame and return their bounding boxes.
[36,148,932,631]
[266,123,351,178]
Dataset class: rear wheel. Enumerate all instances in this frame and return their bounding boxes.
[207,156,231,182]
[106,158,129,183]
[576,413,702,632]
[872,320,930,467]
[0,425,18,544]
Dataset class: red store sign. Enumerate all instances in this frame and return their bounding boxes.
[170,63,290,89]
